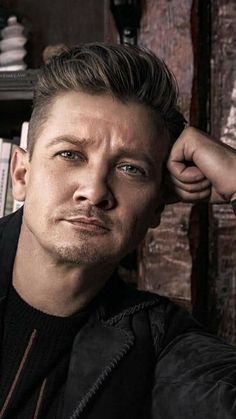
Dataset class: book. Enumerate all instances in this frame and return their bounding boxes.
[18,121,28,150]
[12,121,28,213]
[0,140,12,217]
[0,70,38,90]
[4,144,18,216]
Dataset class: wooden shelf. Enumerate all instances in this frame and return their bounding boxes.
[0,70,38,101]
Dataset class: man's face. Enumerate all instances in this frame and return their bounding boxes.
[16,92,168,267]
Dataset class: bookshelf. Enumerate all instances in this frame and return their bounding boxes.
[0,0,116,137]
[0,71,37,216]
[0,70,37,138]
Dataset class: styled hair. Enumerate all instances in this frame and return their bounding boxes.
[28,43,186,156]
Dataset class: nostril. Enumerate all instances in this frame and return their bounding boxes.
[72,186,116,210]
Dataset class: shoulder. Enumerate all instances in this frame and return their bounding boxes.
[116,282,236,401]
[152,330,236,418]
[98,274,179,325]
[0,208,23,257]
[0,210,16,230]
[0,208,23,292]
[0,207,23,237]
[99,276,202,352]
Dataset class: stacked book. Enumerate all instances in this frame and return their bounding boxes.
[0,70,38,100]
[0,69,38,90]
[0,121,28,217]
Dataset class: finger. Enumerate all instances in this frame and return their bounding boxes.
[170,175,211,192]
[167,160,205,183]
[162,174,211,204]
[173,185,212,203]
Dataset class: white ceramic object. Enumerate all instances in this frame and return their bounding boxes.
[0,36,26,52]
[1,16,24,39]
[0,15,27,70]
[0,49,26,65]
[0,63,26,71]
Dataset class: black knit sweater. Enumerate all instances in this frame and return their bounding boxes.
[0,286,89,419]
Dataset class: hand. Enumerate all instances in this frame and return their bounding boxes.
[165,127,236,204]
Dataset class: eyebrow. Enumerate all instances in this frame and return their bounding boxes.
[46,135,96,148]
[46,135,157,168]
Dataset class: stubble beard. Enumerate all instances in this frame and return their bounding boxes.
[52,219,146,267]
[53,241,112,265]
[52,229,122,266]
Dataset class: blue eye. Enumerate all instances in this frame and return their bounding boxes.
[58,151,82,160]
[119,164,145,176]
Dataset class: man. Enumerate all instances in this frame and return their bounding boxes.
[0,43,235,418]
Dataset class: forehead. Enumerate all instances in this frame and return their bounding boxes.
[35,91,169,158]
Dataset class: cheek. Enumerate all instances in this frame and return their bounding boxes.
[26,166,69,200]
[118,187,158,227]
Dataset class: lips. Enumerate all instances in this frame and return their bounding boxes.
[65,217,110,231]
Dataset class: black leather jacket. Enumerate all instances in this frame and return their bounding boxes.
[0,209,236,418]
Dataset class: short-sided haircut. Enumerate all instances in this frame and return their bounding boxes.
[28,43,186,157]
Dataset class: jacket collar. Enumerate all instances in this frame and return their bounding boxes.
[0,208,23,358]
[63,311,136,418]
[94,271,158,322]
[63,276,158,418]
[0,207,23,300]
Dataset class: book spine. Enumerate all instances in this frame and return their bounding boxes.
[4,144,17,216]
[13,121,28,212]
[0,141,12,218]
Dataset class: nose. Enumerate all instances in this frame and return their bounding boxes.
[72,169,115,210]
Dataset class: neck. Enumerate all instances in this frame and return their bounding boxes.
[12,232,116,317]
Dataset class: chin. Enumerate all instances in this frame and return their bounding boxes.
[52,244,118,266]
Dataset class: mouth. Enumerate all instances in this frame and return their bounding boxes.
[64,217,110,232]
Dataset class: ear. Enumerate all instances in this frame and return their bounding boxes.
[11,147,29,201]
